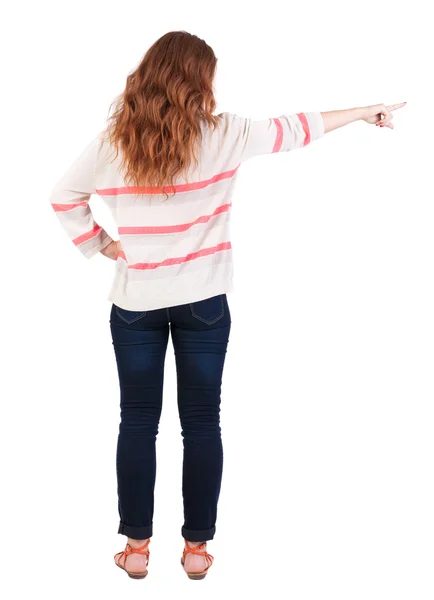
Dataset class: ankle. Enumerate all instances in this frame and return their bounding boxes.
[186,540,206,548]
[127,537,149,549]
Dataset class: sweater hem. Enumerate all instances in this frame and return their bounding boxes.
[107,279,235,311]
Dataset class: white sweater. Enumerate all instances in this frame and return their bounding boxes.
[49,111,325,310]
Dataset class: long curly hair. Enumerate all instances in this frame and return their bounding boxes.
[105,31,220,201]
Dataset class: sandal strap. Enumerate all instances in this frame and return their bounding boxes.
[125,540,151,555]
[183,540,214,568]
[116,540,151,569]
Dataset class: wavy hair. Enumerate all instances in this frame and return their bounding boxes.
[105,31,220,200]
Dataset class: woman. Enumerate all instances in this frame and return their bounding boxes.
[48,30,405,580]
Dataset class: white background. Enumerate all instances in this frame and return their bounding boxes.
[2,1,433,598]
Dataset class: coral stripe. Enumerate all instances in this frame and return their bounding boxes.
[296,113,311,146]
[272,118,284,152]
[52,202,88,212]
[96,166,240,197]
[125,241,232,270]
[73,224,102,246]
[118,203,232,235]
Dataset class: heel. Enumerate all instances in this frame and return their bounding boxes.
[114,539,150,578]
[180,540,214,579]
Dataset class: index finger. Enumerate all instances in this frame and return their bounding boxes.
[387,102,407,111]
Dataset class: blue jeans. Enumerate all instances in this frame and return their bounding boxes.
[109,293,231,542]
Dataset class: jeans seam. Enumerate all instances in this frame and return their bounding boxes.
[189,295,224,325]
[115,306,147,324]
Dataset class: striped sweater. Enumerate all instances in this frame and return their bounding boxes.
[49,111,325,311]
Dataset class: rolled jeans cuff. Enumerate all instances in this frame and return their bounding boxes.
[181,525,216,542]
[118,521,153,539]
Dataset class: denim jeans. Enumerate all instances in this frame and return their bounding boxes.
[109,293,231,542]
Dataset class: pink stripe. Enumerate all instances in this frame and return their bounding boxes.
[118,203,232,235]
[117,250,127,261]
[296,113,311,146]
[96,166,240,197]
[73,224,102,246]
[126,241,232,270]
[51,202,88,212]
[272,118,284,152]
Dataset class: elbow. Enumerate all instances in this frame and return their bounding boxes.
[48,183,59,207]
[48,182,67,211]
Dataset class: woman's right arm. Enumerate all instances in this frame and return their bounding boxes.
[321,102,407,133]
[234,102,406,162]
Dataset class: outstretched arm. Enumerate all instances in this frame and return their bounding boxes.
[321,102,407,133]
[235,102,406,162]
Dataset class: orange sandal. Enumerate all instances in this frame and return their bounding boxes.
[114,539,150,579]
[180,539,214,580]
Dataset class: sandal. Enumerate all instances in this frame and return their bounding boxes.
[114,539,150,579]
[180,539,214,580]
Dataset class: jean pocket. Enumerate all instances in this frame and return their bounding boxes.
[115,305,147,324]
[189,294,224,325]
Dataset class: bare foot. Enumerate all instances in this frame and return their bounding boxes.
[183,540,212,574]
[114,538,150,574]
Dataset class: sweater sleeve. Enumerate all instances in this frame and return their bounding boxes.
[48,135,114,259]
[234,111,325,162]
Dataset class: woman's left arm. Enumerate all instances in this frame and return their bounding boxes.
[48,135,116,259]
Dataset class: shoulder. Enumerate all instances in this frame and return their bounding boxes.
[216,111,248,124]
[214,112,250,137]
[92,128,118,165]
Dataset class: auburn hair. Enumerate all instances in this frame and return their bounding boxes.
[105,31,220,201]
